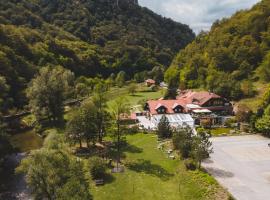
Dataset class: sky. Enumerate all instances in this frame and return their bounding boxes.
[138,0,260,34]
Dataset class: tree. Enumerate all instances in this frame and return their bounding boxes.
[110,97,130,167]
[75,82,90,98]
[115,71,126,88]
[255,85,270,136]
[92,82,111,143]
[262,85,270,108]
[67,100,98,148]
[156,115,172,138]
[0,119,13,184]
[235,104,253,122]
[27,66,74,124]
[16,149,92,200]
[149,66,164,84]
[241,80,255,97]
[257,52,270,82]
[0,76,10,112]
[134,71,147,83]
[128,83,137,95]
[66,109,85,148]
[172,127,193,159]
[0,77,13,186]
[86,157,106,180]
[164,66,180,99]
[191,130,213,168]
[43,131,68,151]
[255,115,270,136]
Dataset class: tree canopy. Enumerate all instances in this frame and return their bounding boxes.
[27,66,74,124]
[0,0,194,111]
[168,0,270,100]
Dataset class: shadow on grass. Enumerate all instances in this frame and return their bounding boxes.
[129,94,143,97]
[103,173,116,185]
[122,143,143,154]
[108,142,143,161]
[127,159,173,180]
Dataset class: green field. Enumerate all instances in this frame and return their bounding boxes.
[91,133,228,200]
[208,128,233,136]
[107,84,165,109]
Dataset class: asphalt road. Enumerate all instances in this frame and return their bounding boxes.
[203,135,270,200]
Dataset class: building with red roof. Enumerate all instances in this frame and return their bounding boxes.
[177,90,233,114]
[145,79,156,87]
[143,90,233,127]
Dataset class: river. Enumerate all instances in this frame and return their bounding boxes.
[0,130,43,200]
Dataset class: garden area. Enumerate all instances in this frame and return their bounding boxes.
[208,127,235,136]
[3,77,231,199]
[91,133,228,200]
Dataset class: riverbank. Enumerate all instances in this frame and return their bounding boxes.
[0,153,31,200]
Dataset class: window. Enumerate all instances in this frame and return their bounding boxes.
[157,107,166,114]
[213,100,223,106]
[174,107,182,113]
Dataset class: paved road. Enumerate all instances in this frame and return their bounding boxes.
[203,135,270,200]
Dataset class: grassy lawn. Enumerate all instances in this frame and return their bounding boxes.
[107,84,165,109]
[208,127,234,136]
[91,133,228,200]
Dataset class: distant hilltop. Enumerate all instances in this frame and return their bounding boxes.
[114,0,138,5]
[125,0,138,4]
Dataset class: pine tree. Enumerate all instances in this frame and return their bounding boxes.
[156,115,171,139]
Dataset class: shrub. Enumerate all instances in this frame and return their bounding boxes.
[224,117,236,128]
[184,159,197,171]
[87,157,106,180]
[126,125,139,134]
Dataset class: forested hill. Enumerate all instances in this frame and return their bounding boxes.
[0,0,194,110]
[167,0,270,100]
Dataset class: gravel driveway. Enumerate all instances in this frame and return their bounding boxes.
[203,135,270,200]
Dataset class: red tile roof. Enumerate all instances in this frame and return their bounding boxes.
[147,99,186,115]
[177,90,221,106]
[147,90,230,115]
[145,79,155,84]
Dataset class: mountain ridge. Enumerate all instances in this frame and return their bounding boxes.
[167,0,270,100]
[0,0,195,110]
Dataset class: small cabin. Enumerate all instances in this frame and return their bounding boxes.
[145,79,156,87]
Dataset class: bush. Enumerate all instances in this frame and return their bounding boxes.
[87,157,106,180]
[184,159,197,171]
[224,117,236,128]
[126,125,139,134]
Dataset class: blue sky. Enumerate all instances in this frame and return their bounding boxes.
[138,0,260,33]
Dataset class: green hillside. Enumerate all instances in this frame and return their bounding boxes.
[0,0,195,111]
[168,0,270,100]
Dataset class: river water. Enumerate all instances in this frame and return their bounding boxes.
[0,153,31,200]
[0,130,43,200]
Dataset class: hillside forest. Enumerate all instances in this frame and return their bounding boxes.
[0,0,194,112]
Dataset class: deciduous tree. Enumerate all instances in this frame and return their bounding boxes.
[172,127,193,159]
[27,66,74,124]
[110,97,130,167]
[191,130,213,168]
[93,82,111,143]
[16,149,92,200]
[67,100,98,148]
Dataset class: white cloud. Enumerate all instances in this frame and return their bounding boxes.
[138,0,260,33]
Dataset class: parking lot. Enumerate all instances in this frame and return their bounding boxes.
[203,135,270,200]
